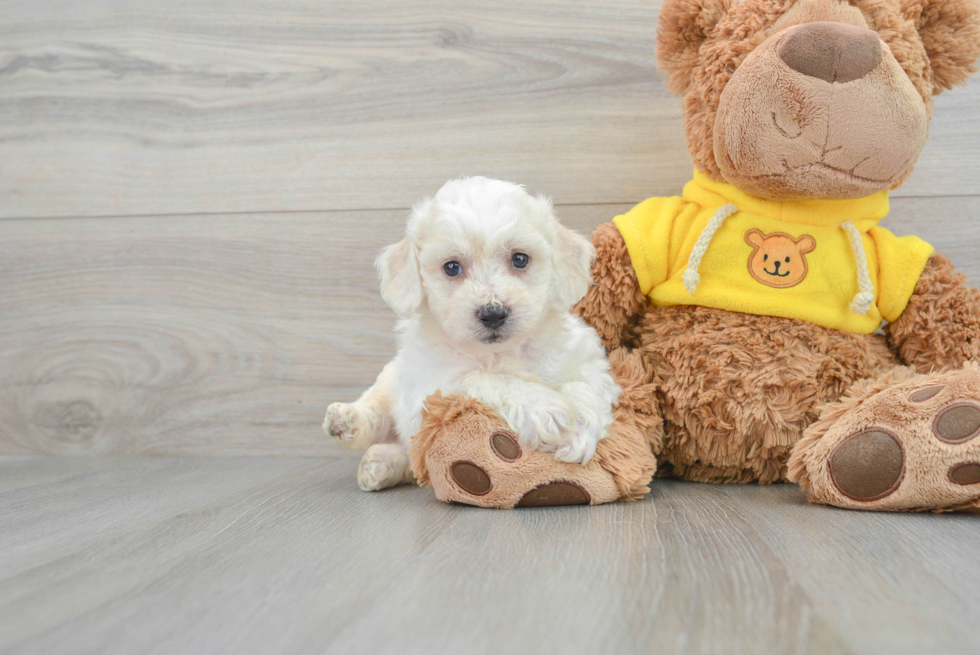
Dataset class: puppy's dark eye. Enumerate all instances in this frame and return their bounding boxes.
[511,253,529,269]
[785,257,791,263]
[763,254,768,261]
[443,261,462,277]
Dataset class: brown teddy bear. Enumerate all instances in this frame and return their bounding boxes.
[410,0,980,512]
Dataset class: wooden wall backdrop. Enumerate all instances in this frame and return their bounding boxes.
[0,0,978,455]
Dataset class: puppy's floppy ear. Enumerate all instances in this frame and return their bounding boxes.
[376,201,428,317]
[545,200,596,311]
[657,0,734,96]
[903,0,980,94]
[376,238,423,317]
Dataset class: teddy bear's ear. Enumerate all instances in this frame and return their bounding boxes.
[902,0,980,94]
[657,0,735,95]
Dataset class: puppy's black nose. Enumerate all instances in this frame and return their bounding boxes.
[477,305,509,329]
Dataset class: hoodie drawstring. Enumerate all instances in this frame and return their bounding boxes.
[683,205,875,316]
[841,221,875,315]
[683,204,739,295]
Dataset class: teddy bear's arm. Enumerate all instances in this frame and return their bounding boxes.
[573,222,648,352]
[885,254,980,370]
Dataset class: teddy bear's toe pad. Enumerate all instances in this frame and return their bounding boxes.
[829,429,905,501]
[949,463,980,485]
[933,404,980,443]
[799,364,980,511]
[490,432,522,461]
[450,461,492,496]
[517,481,591,507]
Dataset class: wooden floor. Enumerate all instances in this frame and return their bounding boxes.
[2,454,980,655]
[2,1,980,653]
[1,0,978,458]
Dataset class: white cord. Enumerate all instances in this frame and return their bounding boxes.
[683,204,739,295]
[841,221,875,314]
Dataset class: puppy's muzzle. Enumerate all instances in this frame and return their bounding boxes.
[477,304,509,330]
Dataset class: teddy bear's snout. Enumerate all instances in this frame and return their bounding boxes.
[777,21,882,84]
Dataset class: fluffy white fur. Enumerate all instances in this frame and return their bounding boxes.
[324,176,621,491]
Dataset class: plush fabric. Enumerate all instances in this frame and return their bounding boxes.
[713,13,930,200]
[413,0,980,512]
[570,222,649,352]
[611,171,933,333]
[656,0,980,194]
[789,362,980,512]
[885,254,980,370]
[410,350,658,508]
[410,392,624,509]
[618,274,896,484]
[584,0,980,508]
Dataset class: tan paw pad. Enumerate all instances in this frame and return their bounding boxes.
[933,403,980,444]
[450,461,492,496]
[517,481,591,507]
[909,385,944,402]
[415,398,622,508]
[803,364,980,511]
[490,431,521,461]
[829,429,905,501]
[949,463,980,486]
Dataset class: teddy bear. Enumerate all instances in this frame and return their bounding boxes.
[409,0,980,512]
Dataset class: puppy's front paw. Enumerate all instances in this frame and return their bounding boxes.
[504,391,577,452]
[324,402,368,449]
[553,423,602,465]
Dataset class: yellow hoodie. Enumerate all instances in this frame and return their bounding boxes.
[613,171,934,335]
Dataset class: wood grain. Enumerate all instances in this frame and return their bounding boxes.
[1,0,978,220]
[0,198,976,457]
[2,456,978,654]
[0,204,620,455]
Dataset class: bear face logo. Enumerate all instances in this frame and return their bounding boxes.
[744,229,816,289]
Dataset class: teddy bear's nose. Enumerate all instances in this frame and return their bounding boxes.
[777,21,882,83]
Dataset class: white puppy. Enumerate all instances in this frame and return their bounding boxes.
[324,176,621,491]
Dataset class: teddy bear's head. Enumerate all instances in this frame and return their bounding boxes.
[657,0,980,200]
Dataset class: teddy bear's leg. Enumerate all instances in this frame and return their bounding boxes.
[787,363,980,512]
[409,350,659,509]
[408,394,648,508]
[604,346,666,466]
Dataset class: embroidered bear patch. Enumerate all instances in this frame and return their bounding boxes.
[744,229,816,289]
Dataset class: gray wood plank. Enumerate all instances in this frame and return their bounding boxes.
[2,456,978,654]
[717,484,980,654]
[1,0,978,220]
[0,204,628,456]
[0,198,976,456]
[0,456,324,579]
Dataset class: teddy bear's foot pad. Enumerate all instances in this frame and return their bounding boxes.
[448,455,592,505]
[792,363,980,512]
[517,481,591,506]
[828,429,905,501]
[427,422,617,509]
[410,394,654,509]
